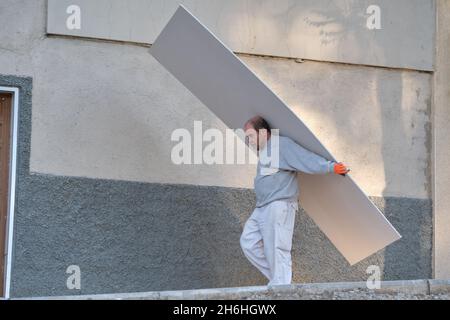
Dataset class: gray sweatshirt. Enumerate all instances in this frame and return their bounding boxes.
[254,135,335,208]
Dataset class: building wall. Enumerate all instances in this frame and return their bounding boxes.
[46,0,435,71]
[0,0,437,297]
[433,0,450,279]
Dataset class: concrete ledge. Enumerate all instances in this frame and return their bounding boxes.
[18,279,450,300]
[429,280,450,294]
[267,280,429,296]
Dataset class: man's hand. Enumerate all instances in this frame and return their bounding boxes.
[333,162,350,175]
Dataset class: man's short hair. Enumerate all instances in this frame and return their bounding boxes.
[248,116,271,134]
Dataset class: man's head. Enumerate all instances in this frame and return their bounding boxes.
[244,116,271,151]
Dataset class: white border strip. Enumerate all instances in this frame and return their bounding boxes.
[0,86,19,299]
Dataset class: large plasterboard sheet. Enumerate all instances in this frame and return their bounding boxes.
[149,5,401,265]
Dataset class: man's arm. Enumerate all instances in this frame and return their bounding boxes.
[278,137,337,174]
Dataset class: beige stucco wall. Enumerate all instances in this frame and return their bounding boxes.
[0,0,432,200]
[243,55,432,199]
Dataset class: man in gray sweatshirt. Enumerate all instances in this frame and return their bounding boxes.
[240,116,349,285]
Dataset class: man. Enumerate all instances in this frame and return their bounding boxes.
[240,116,350,286]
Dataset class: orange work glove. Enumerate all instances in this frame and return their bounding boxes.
[333,162,350,175]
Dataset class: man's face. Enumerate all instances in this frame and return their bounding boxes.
[244,123,268,152]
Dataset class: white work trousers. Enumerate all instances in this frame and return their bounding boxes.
[240,199,298,285]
